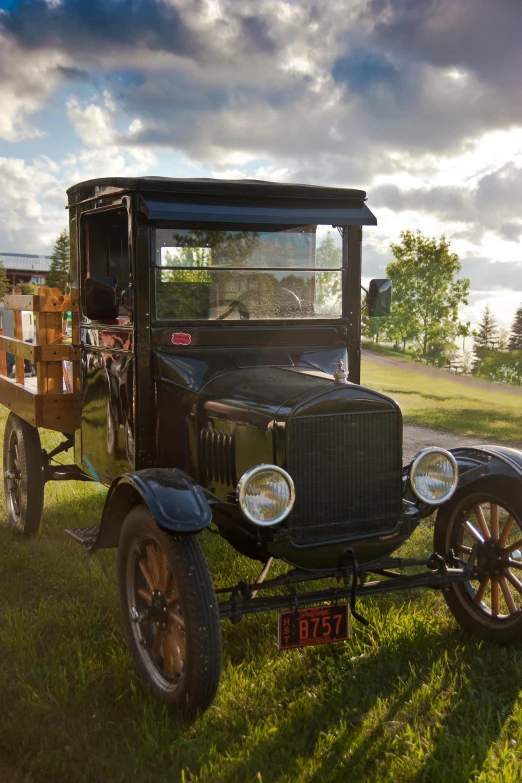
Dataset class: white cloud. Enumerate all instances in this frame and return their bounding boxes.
[0,33,62,141]
[66,98,117,148]
[0,157,63,250]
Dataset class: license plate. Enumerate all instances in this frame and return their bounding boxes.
[278,603,350,650]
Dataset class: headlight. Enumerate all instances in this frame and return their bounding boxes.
[237,465,295,526]
[410,447,458,505]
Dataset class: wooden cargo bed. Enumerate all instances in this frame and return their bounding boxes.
[0,288,81,434]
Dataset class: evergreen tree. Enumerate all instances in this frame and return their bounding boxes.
[472,305,499,373]
[474,305,498,353]
[508,304,522,350]
[0,261,10,300]
[47,229,70,292]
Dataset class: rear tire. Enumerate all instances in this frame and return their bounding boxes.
[117,504,222,717]
[3,413,44,536]
[434,478,522,643]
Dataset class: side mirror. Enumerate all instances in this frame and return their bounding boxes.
[368,278,392,317]
[84,276,118,320]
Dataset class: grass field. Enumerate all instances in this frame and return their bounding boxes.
[1,366,522,782]
[362,358,522,443]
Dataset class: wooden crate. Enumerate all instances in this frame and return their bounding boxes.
[0,288,81,434]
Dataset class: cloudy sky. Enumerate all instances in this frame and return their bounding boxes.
[0,0,521,329]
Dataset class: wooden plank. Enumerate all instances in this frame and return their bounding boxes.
[0,376,37,426]
[0,337,78,362]
[3,294,73,313]
[37,294,73,313]
[3,295,34,311]
[36,311,64,393]
[39,343,79,361]
[0,335,34,361]
[14,311,24,385]
[0,329,6,377]
[40,392,81,432]
[0,376,80,432]
[70,288,79,312]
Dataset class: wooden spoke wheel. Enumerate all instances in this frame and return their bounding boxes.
[2,413,44,536]
[117,504,221,716]
[435,480,522,642]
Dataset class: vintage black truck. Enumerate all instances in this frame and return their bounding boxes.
[2,177,522,718]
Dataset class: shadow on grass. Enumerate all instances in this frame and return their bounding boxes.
[0,493,521,783]
[383,388,447,402]
[1,471,522,783]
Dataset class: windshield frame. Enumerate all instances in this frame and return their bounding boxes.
[150,222,348,326]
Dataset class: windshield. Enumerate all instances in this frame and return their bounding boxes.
[154,226,343,320]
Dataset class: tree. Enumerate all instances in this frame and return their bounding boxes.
[315,232,342,311]
[385,230,469,359]
[361,298,387,343]
[0,261,10,300]
[508,304,522,350]
[47,229,70,292]
[458,320,471,352]
[19,282,37,295]
[473,305,498,353]
[472,304,499,373]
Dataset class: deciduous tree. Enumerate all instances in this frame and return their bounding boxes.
[385,230,469,359]
[0,261,10,300]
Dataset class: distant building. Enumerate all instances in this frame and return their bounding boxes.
[0,252,51,288]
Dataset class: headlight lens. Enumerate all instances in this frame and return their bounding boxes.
[410,448,458,505]
[237,465,295,526]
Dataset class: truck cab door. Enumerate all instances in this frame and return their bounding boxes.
[79,207,135,485]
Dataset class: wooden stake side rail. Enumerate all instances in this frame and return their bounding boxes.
[0,288,81,434]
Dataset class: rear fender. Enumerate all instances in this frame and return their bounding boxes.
[95,468,212,550]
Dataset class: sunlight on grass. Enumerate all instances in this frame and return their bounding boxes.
[362,359,522,442]
[1,366,522,781]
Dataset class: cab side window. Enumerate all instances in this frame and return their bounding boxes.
[81,209,131,321]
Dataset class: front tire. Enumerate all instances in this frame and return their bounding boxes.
[3,413,44,535]
[117,505,222,717]
[434,478,522,642]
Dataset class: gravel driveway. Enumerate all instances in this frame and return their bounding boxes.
[401,424,516,464]
[361,349,522,463]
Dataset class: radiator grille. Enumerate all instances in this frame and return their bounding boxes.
[199,428,236,487]
[286,410,401,542]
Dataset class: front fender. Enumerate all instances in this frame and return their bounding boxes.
[403,445,522,519]
[451,445,522,490]
[94,468,212,550]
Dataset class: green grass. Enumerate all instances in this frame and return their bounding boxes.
[362,358,522,443]
[1,365,522,782]
[362,341,419,363]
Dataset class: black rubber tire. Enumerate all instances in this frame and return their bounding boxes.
[3,412,44,536]
[434,477,522,643]
[117,504,222,717]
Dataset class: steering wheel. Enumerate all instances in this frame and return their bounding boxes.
[217,286,302,320]
[216,292,252,320]
[276,287,302,316]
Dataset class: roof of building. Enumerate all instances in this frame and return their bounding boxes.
[0,252,51,272]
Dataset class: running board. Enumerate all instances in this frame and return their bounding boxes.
[65,526,100,549]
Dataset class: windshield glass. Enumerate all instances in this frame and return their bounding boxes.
[154,226,342,320]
